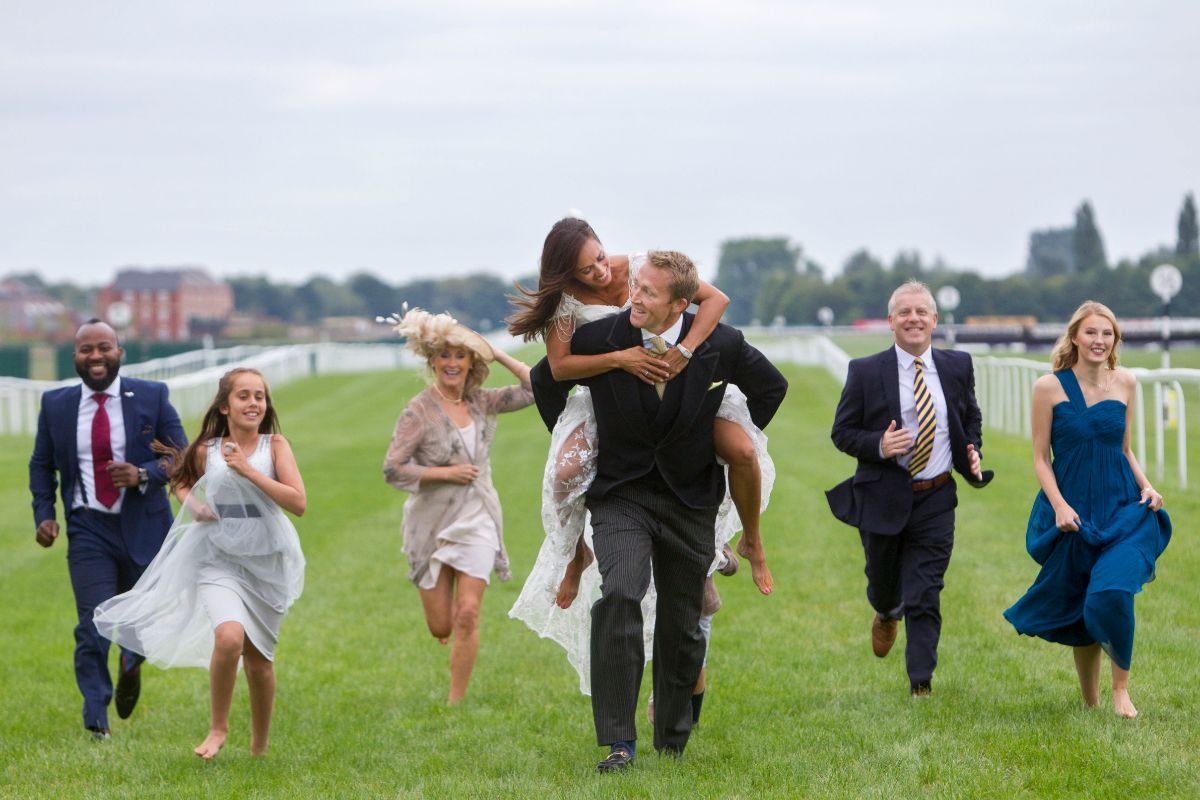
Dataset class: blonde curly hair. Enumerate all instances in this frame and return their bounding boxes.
[388,307,494,395]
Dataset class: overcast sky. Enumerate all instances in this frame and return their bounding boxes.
[3,1,1197,287]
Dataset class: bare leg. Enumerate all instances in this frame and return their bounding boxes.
[1111,663,1137,718]
[1072,644,1102,708]
[556,537,594,609]
[418,566,455,645]
[447,574,487,705]
[195,621,244,759]
[554,423,592,606]
[714,419,772,594]
[243,639,276,755]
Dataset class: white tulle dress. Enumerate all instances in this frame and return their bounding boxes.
[507,256,776,694]
[93,435,305,667]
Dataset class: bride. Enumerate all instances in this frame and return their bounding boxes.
[506,216,775,693]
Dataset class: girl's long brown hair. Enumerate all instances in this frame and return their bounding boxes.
[170,368,281,489]
[507,217,599,340]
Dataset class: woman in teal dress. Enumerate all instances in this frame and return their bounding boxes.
[1004,301,1170,718]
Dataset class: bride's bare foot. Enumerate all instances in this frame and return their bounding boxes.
[555,548,593,609]
[736,537,774,595]
[1113,687,1138,718]
[194,731,227,759]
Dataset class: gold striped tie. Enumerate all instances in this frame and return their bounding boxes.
[649,335,669,398]
[908,357,935,476]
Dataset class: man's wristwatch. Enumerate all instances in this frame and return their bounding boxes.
[676,343,693,360]
[137,467,149,487]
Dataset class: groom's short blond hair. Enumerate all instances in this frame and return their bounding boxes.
[646,250,699,303]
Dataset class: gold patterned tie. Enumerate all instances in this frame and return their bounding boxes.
[908,357,935,476]
[648,335,669,398]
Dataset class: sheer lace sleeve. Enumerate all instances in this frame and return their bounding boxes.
[628,253,647,292]
[551,294,582,343]
[383,404,430,492]
[474,383,535,416]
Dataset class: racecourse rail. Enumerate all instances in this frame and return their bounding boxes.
[1,335,1192,488]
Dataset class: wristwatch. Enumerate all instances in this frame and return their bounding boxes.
[137,467,149,487]
[676,343,693,360]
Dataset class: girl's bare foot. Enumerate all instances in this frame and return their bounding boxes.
[1113,687,1138,718]
[194,731,227,759]
[736,537,774,595]
[555,548,594,609]
[250,739,269,756]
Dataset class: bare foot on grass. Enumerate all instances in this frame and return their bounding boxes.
[736,538,774,595]
[250,738,269,756]
[194,731,227,759]
[555,547,593,609]
[1113,688,1138,719]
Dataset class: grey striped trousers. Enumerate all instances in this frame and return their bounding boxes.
[586,473,717,752]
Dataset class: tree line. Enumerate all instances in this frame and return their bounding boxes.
[716,194,1199,325]
[12,193,1196,335]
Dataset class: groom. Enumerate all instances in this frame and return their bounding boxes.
[531,251,787,771]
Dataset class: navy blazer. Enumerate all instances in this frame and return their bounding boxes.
[29,377,187,565]
[827,346,992,536]
[531,310,788,509]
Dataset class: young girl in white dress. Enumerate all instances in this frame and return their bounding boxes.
[94,368,306,759]
[506,217,776,693]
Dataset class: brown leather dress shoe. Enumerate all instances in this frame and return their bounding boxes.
[871,613,898,658]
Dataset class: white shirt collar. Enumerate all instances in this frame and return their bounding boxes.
[86,376,122,401]
[642,315,684,347]
[894,344,934,370]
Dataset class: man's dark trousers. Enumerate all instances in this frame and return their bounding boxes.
[588,471,717,753]
[860,479,957,689]
[66,508,149,730]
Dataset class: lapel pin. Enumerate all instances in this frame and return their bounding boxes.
[124,391,134,397]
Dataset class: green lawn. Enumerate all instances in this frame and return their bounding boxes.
[1,362,1196,799]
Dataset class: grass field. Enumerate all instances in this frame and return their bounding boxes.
[1,359,1196,799]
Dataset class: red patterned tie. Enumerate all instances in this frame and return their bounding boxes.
[92,393,119,508]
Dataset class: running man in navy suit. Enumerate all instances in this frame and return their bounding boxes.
[29,319,187,739]
[827,281,993,697]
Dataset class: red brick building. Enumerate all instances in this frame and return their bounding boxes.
[97,268,234,342]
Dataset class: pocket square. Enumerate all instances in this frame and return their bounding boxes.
[708,381,725,391]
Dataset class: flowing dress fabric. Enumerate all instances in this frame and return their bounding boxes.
[93,436,305,668]
[1003,370,1171,669]
[507,255,776,694]
[420,420,502,589]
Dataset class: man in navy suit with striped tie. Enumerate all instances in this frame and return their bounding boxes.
[827,281,992,697]
[29,319,186,739]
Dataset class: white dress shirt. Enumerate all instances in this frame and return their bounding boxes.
[641,315,685,350]
[74,376,127,512]
[894,344,952,480]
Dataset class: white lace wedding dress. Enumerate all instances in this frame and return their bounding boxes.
[507,257,775,694]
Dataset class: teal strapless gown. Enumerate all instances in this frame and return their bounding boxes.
[1003,370,1171,669]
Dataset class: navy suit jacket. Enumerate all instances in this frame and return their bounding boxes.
[531,310,788,510]
[29,377,187,565]
[827,346,992,536]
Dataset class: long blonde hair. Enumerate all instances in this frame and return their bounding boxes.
[1050,300,1121,371]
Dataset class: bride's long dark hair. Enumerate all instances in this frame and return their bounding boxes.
[169,367,280,489]
[507,217,599,341]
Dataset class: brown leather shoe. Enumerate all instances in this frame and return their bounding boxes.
[871,613,898,658]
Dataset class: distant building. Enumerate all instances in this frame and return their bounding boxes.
[97,268,234,342]
[0,278,75,340]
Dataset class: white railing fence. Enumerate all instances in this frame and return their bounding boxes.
[0,343,423,436]
[3,335,1190,489]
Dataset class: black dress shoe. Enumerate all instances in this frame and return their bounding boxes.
[115,653,142,720]
[87,726,112,741]
[596,747,634,773]
[911,681,933,697]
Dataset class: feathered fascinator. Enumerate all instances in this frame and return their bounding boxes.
[377,305,495,363]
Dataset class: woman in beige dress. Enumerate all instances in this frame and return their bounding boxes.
[383,309,534,704]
